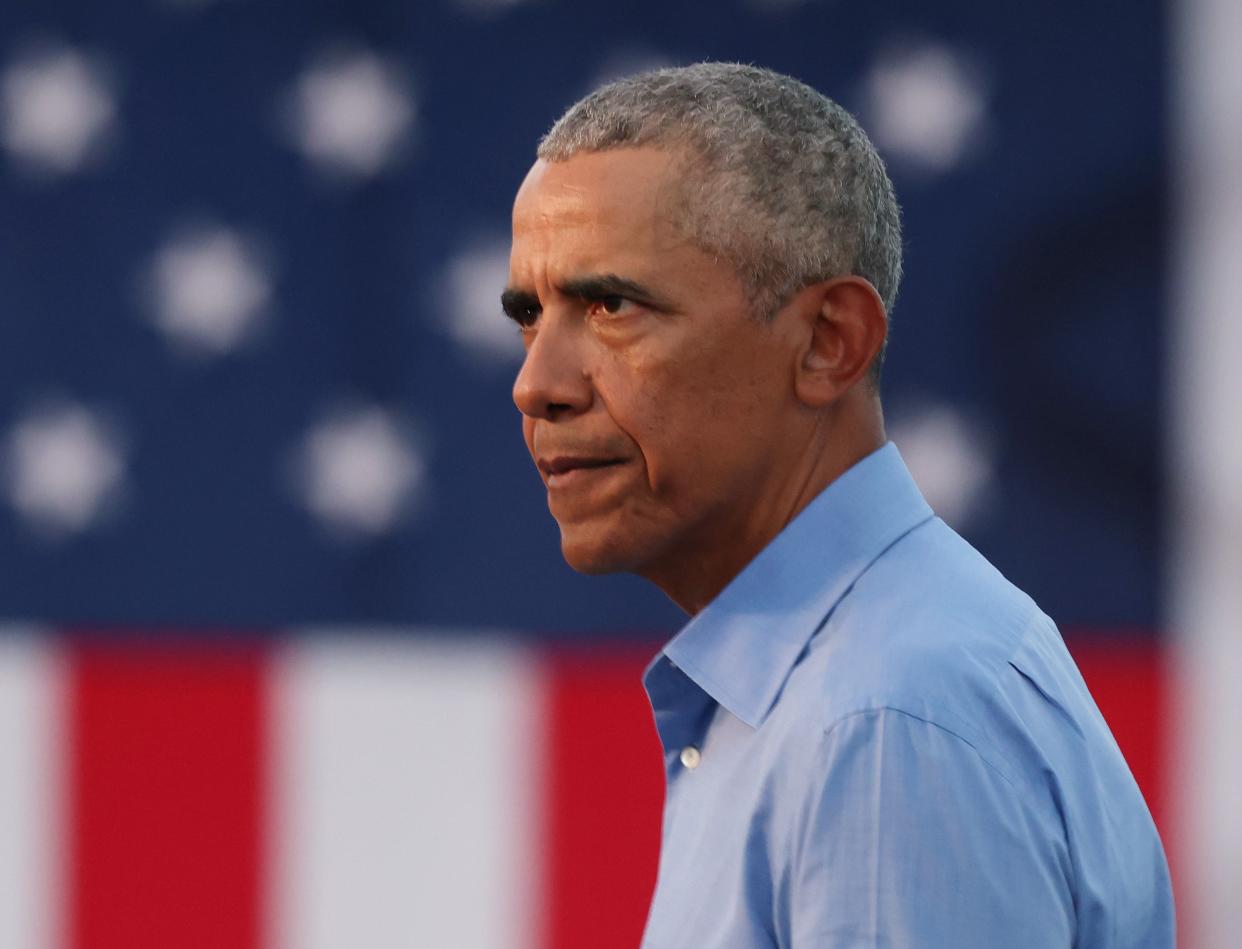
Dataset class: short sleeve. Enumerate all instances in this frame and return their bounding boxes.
[785,707,1075,948]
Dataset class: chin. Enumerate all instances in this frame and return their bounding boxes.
[558,527,648,576]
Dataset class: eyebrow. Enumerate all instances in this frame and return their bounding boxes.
[501,272,674,324]
[558,273,667,307]
[500,287,540,323]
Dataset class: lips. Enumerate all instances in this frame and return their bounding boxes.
[537,455,627,488]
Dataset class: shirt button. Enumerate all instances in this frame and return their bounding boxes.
[680,746,701,770]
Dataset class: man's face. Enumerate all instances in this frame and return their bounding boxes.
[507,147,804,582]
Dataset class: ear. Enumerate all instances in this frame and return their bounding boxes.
[790,276,887,408]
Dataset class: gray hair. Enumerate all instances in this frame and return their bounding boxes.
[538,62,902,379]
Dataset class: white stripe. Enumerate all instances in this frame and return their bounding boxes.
[269,631,544,949]
[1172,1,1242,946]
[0,629,63,949]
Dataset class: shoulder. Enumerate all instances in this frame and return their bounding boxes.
[764,518,1174,944]
[802,516,1041,712]
[786,517,1080,787]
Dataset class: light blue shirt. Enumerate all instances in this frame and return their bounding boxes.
[640,442,1174,948]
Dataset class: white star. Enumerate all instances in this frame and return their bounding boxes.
[864,41,988,173]
[0,42,117,176]
[283,49,415,179]
[1,400,127,538]
[439,235,524,366]
[142,223,274,357]
[290,404,426,537]
[890,403,994,528]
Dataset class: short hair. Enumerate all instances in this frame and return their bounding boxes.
[538,62,902,381]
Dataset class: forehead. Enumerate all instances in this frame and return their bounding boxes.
[510,148,688,270]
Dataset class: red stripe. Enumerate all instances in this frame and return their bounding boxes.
[1065,634,1182,942]
[541,644,665,949]
[68,638,265,949]
[1065,634,1167,831]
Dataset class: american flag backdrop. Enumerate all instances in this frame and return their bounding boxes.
[0,1,1238,948]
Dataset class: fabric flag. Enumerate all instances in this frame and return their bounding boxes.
[0,0,1236,946]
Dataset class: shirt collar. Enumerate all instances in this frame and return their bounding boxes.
[651,441,934,729]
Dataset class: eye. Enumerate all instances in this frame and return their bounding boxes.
[588,295,634,318]
[503,303,541,332]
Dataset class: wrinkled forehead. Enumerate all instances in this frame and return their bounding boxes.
[509,148,693,270]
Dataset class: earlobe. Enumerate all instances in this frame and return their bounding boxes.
[793,277,887,408]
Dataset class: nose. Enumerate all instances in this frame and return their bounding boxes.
[512,312,593,421]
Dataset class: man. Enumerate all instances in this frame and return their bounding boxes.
[504,62,1174,947]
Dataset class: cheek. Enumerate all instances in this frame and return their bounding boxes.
[633,357,780,486]
[604,370,712,489]
[591,370,671,477]
[594,330,781,490]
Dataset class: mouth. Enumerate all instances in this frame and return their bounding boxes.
[537,455,627,488]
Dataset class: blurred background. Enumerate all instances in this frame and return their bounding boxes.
[0,0,1237,947]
